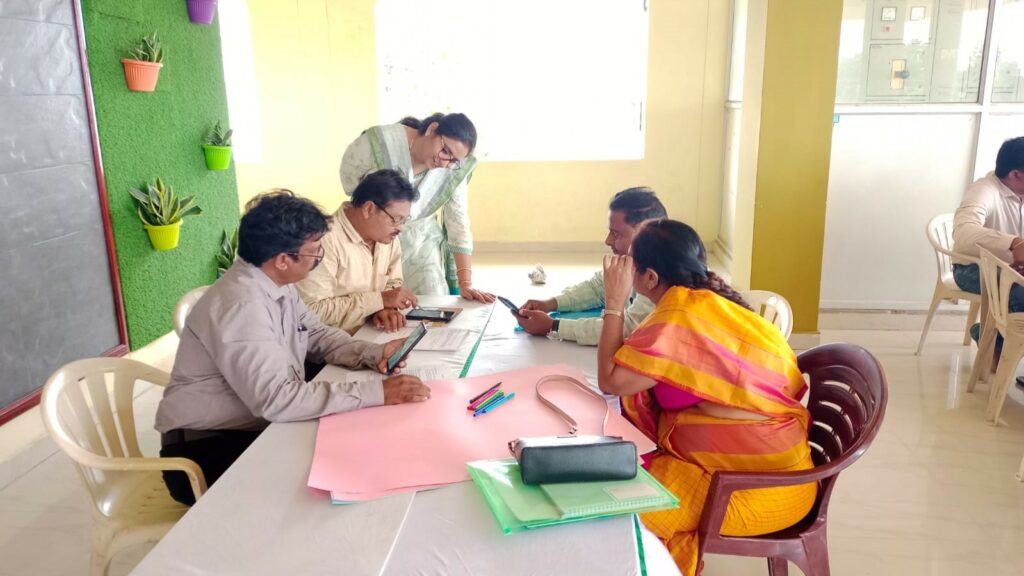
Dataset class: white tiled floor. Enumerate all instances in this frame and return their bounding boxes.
[1,254,1023,575]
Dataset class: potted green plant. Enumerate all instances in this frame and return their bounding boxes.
[129,177,202,251]
[202,121,233,170]
[216,227,238,276]
[121,32,164,92]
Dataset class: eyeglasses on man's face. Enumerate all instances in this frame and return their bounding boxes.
[288,244,325,270]
[438,136,463,171]
[375,203,411,226]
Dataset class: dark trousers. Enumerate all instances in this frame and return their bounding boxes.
[953,263,1024,348]
[161,429,262,506]
[953,263,1024,311]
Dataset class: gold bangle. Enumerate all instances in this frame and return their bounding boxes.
[601,309,624,318]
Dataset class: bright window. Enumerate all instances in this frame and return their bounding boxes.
[218,0,261,162]
[992,0,1024,102]
[374,0,649,161]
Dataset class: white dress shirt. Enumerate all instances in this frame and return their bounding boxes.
[952,172,1024,264]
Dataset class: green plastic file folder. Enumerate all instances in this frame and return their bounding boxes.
[466,458,679,534]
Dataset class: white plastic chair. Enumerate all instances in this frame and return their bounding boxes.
[740,290,793,339]
[173,285,209,336]
[965,248,1024,429]
[40,357,207,575]
[916,213,981,355]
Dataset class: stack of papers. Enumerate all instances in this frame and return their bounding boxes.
[364,325,470,351]
[467,458,678,534]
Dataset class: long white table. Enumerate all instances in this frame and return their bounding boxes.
[131,297,680,576]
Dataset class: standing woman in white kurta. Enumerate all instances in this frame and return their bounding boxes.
[340,113,494,302]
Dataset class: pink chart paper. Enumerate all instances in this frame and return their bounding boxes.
[308,364,655,500]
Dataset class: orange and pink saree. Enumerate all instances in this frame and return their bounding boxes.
[615,287,817,575]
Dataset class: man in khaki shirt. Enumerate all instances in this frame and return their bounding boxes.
[515,188,666,346]
[157,190,430,505]
[297,169,419,334]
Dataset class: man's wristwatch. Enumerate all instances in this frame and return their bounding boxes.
[547,318,561,340]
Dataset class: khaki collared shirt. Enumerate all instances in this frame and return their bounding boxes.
[296,204,404,334]
[953,172,1024,263]
[155,260,386,433]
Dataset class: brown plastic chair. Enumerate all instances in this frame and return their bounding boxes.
[695,343,888,576]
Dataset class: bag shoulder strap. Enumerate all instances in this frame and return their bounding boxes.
[535,375,609,435]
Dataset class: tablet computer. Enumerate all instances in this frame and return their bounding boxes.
[406,307,457,322]
[386,322,428,374]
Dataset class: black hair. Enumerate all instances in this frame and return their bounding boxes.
[996,136,1024,179]
[351,169,420,208]
[631,219,751,310]
[237,189,330,266]
[399,112,478,154]
[608,187,668,226]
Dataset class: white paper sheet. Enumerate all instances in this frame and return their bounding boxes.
[364,325,470,351]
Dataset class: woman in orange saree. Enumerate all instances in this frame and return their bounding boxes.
[597,220,816,576]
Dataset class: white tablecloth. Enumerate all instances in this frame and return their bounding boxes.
[131,297,680,576]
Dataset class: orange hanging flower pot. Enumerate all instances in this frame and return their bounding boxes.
[121,32,164,92]
[121,59,163,92]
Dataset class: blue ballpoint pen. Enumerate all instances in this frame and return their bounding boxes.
[473,392,516,417]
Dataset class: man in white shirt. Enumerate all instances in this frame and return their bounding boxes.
[952,136,1024,315]
[952,137,1024,385]
[297,170,419,334]
[514,188,666,346]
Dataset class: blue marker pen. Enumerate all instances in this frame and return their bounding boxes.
[473,392,516,417]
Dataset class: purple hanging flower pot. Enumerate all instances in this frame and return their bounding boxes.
[186,0,218,25]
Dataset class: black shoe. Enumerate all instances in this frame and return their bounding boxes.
[1017,376,1024,391]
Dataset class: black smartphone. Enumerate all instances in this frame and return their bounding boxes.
[496,295,525,318]
[406,307,454,322]
[386,322,428,374]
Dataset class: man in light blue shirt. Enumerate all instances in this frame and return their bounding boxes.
[515,188,667,346]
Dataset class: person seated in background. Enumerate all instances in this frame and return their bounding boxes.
[297,170,420,334]
[952,135,1024,307]
[952,136,1024,382]
[514,187,666,345]
[156,190,430,506]
[597,219,816,576]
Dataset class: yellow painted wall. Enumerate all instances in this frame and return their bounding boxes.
[235,0,379,213]
[749,0,842,333]
[235,0,731,243]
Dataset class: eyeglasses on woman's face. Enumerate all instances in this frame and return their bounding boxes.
[438,136,463,171]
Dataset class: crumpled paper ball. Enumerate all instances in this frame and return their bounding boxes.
[528,264,546,285]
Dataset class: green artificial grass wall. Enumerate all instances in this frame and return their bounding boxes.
[82,0,239,348]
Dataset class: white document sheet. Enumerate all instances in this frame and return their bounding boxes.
[366,325,470,351]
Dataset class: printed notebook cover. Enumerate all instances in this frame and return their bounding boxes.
[539,466,678,519]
